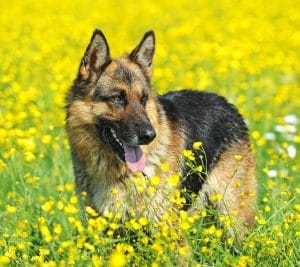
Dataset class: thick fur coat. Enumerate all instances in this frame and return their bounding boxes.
[65,30,257,239]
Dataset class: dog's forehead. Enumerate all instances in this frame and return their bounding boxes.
[100,58,149,89]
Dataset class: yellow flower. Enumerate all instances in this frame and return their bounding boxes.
[151,175,160,186]
[92,255,103,267]
[179,221,191,231]
[200,246,209,253]
[0,159,7,170]
[128,219,141,230]
[168,174,180,187]
[65,183,74,192]
[6,205,17,214]
[70,195,78,204]
[193,141,202,150]
[161,162,169,171]
[209,193,223,202]
[57,201,64,210]
[31,255,44,263]
[39,248,50,256]
[234,181,241,188]
[182,149,195,161]
[23,173,40,186]
[179,245,190,256]
[39,223,53,243]
[41,200,54,212]
[0,239,6,246]
[108,223,119,231]
[63,204,78,214]
[111,188,118,195]
[195,165,203,172]
[108,251,126,267]
[42,135,52,144]
[24,151,36,162]
[56,185,64,192]
[151,242,164,254]
[60,240,73,249]
[215,229,223,238]
[257,217,267,225]
[84,242,95,252]
[277,232,283,238]
[18,138,36,152]
[0,255,10,264]
[54,224,62,235]
[137,185,145,192]
[86,206,98,216]
[248,241,255,248]
[227,237,233,245]
[251,130,261,139]
[3,148,14,159]
[264,205,271,212]
[138,216,148,226]
[141,236,149,244]
[234,154,243,161]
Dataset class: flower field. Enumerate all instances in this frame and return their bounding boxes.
[0,0,299,266]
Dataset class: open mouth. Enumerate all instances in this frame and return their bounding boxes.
[101,127,146,173]
[103,127,125,161]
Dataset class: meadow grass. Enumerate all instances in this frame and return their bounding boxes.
[0,0,300,266]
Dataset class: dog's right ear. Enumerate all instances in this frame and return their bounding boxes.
[129,30,155,78]
[79,29,111,81]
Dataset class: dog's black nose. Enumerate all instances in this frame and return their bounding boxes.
[139,127,156,144]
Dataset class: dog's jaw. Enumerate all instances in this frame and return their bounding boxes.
[98,125,146,172]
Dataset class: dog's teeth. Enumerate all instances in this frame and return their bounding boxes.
[111,129,117,138]
[117,139,122,146]
[110,129,123,147]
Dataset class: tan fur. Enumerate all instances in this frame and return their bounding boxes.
[190,140,257,239]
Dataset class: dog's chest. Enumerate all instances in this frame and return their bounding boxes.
[89,171,171,222]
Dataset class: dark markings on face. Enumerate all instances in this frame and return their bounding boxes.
[92,86,127,103]
[113,63,135,86]
[91,60,151,107]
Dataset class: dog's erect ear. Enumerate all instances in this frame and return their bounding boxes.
[79,29,111,81]
[129,30,155,78]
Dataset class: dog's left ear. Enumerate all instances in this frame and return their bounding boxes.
[129,30,155,78]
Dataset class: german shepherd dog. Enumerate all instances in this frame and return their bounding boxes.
[65,30,257,239]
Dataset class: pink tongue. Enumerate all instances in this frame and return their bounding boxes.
[123,144,145,172]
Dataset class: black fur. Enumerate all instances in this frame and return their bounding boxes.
[158,90,249,197]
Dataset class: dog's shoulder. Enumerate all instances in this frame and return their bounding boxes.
[157,89,248,136]
[158,89,238,115]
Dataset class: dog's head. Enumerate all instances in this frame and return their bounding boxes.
[67,30,157,172]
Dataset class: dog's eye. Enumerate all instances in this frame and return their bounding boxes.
[141,94,148,106]
[110,94,125,105]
